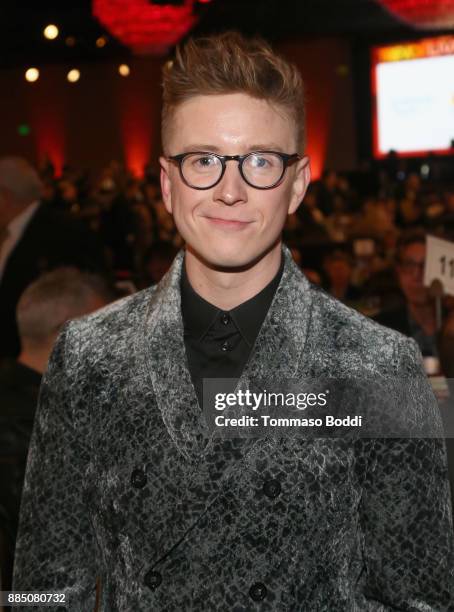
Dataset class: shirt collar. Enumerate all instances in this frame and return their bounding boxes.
[181,268,218,341]
[181,253,284,346]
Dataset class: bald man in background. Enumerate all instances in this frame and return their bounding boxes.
[0,157,108,360]
[0,267,114,597]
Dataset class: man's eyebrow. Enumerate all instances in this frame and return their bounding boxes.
[180,144,222,153]
[246,144,286,152]
[179,143,288,153]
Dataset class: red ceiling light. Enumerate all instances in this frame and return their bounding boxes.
[92,0,197,55]
[378,0,454,29]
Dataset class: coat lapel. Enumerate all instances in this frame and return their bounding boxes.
[140,251,206,462]
[238,245,313,382]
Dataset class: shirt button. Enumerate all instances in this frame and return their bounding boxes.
[221,341,231,352]
[262,479,281,499]
[249,582,267,601]
[221,313,230,325]
[131,468,147,488]
[144,569,162,590]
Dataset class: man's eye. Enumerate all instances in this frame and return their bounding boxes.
[193,156,216,167]
[252,156,268,167]
[249,155,272,169]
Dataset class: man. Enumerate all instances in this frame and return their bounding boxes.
[0,157,108,360]
[14,33,453,610]
[375,229,439,362]
[323,250,361,304]
[0,268,113,595]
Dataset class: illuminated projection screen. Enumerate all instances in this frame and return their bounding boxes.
[372,36,454,157]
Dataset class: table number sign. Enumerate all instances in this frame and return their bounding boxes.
[424,235,454,297]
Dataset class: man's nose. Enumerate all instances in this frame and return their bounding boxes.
[213,160,248,206]
[410,262,425,281]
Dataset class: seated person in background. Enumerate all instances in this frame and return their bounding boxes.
[0,267,113,594]
[374,229,440,362]
[323,250,361,304]
[395,173,424,228]
[348,197,397,242]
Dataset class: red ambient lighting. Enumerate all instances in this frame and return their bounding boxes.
[378,0,454,29]
[92,0,197,55]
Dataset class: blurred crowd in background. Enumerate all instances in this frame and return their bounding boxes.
[37,155,454,298]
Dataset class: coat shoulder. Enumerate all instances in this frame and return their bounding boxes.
[68,285,157,351]
[307,283,419,376]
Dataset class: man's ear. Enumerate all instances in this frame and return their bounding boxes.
[288,156,311,215]
[159,156,172,214]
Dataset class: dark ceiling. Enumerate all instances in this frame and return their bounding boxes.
[0,0,449,68]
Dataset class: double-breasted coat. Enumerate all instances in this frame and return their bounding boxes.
[13,247,454,611]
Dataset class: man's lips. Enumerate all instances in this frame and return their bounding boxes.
[203,216,254,228]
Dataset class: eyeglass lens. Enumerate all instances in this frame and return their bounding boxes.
[180,153,285,188]
[399,259,425,274]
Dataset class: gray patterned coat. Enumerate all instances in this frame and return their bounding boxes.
[13,247,454,611]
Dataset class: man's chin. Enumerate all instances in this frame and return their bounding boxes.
[185,235,282,272]
[188,246,265,272]
[203,254,260,272]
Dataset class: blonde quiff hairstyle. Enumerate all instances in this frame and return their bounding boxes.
[161,31,306,153]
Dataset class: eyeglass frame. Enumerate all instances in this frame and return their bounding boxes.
[166,151,302,190]
[397,259,425,275]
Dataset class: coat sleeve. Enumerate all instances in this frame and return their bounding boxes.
[358,336,454,610]
[12,322,98,611]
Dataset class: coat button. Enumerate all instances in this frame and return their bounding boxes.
[221,341,231,352]
[221,313,230,325]
[262,479,281,499]
[144,570,162,590]
[131,468,147,488]
[249,582,267,601]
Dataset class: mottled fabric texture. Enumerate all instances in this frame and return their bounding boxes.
[13,246,454,611]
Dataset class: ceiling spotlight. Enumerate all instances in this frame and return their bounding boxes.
[96,36,107,48]
[25,67,40,82]
[118,64,130,77]
[44,24,59,40]
[65,36,76,47]
[67,69,80,83]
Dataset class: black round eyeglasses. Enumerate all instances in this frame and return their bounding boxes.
[166,151,301,190]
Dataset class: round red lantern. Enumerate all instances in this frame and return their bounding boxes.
[92,0,197,55]
[378,0,454,29]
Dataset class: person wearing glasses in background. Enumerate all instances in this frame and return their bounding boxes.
[13,32,453,611]
[375,229,441,371]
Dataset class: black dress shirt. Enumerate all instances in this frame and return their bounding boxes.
[181,256,284,407]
